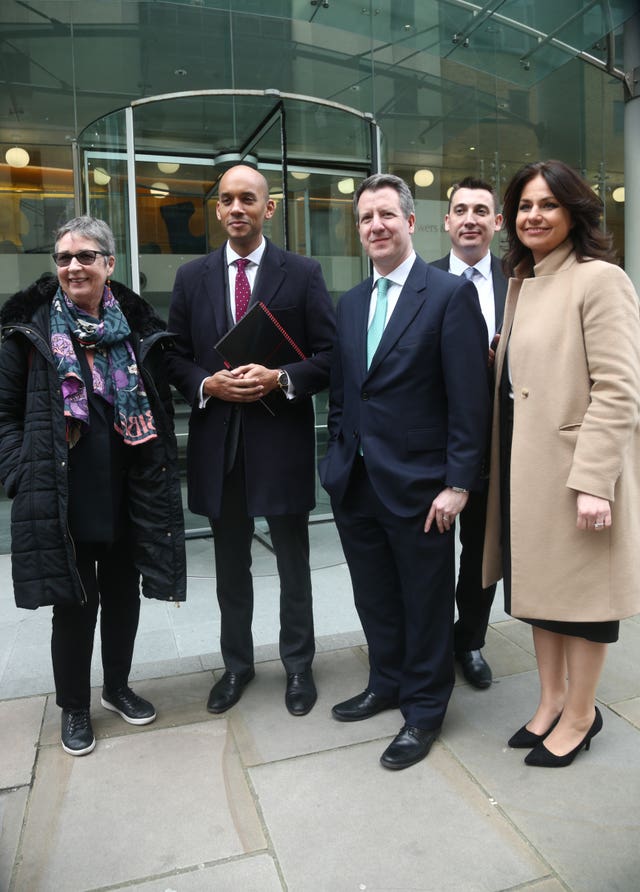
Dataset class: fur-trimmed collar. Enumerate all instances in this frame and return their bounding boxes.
[0,273,166,337]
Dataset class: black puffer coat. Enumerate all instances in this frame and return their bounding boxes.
[0,274,187,609]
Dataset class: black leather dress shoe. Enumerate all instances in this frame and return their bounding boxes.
[331,689,397,722]
[380,725,439,770]
[207,669,255,714]
[285,670,317,716]
[456,650,492,689]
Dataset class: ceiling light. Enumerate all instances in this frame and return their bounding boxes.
[337,177,355,195]
[5,146,30,167]
[291,171,310,180]
[93,167,111,186]
[158,161,180,174]
[150,181,170,198]
[446,186,454,199]
[612,186,625,203]
[413,168,434,188]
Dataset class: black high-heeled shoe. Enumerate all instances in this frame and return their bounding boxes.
[508,713,561,749]
[524,707,603,767]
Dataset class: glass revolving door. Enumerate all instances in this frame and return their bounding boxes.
[78,90,380,531]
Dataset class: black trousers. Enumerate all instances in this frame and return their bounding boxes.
[210,449,315,675]
[454,486,497,652]
[52,539,141,709]
[333,456,455,731]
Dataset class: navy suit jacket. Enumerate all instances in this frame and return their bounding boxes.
[319,256,490,517]
[167,239,336,519]
[431,252,507,335]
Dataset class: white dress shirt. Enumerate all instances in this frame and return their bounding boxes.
[448,250,495,345]
[368,251,416,330]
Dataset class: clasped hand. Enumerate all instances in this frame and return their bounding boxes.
[203,364,279,402]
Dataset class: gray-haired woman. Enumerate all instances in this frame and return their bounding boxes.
[0,216,186,755]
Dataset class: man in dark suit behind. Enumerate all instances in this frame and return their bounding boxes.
[167,165,336,717]
[320,174,489,769]
[431,177,506,690]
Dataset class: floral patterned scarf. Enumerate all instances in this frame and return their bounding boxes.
[50,285,157,447]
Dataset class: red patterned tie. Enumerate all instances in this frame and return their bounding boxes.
[235,258,251,320]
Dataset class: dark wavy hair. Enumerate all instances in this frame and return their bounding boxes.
[502,160,615,273]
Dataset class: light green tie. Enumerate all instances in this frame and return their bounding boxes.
[367,277,389,368]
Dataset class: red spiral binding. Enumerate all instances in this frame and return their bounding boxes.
[257,302,307,360]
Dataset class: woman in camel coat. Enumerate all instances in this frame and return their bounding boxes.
[483,159,640,767]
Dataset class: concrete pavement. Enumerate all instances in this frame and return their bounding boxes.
[1,523,640,891]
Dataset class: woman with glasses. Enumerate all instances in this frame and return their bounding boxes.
[0,216,186,755]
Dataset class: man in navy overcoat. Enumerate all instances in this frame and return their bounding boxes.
[168,165,335,717]
[320,174,489,769]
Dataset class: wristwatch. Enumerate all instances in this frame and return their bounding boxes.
[277,369,289,391]
[451,486,469,494]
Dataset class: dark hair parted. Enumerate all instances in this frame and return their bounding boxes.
[447,176,498,212]
[353,173,415,222]
[502,160,615,272]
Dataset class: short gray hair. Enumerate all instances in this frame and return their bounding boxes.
[354,174,415,222]
[54,216,116,257]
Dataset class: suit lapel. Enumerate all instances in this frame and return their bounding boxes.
[202,249,230,336]
[252,239,286,308]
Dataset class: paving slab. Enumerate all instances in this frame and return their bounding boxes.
[250,738,549,892]
[594,618,640,704]
[13,721,265,892]
[0,696,45,787]
[611,695,640,729]
[127,853,283,890]
[0,787,28,892]
[227,649,403,767]
[445,674,640,892]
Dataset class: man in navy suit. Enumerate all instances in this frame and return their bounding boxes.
[431,177,506,690]
[320,174,489,769]
[168,165,335,717]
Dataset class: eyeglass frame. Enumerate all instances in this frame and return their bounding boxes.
[51,250,111,267]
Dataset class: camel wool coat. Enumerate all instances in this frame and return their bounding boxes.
[483,239,640,622]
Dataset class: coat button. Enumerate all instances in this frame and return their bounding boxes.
[521,388,529,398]
[361,391,369,401]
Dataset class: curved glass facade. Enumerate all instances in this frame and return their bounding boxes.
[0,0,637,536]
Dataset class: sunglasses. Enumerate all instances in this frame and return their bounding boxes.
[51,250,110,267]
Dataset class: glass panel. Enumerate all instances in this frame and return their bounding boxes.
[81,108,133,288]
[0,144,76,302]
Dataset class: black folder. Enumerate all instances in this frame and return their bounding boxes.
[215,302,306,415]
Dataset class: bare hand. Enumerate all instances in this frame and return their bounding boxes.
[576,492,611,532]
[203,365,272,403]
[424,488,469,534]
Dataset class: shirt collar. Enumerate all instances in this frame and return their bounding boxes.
[448,249,492,280]
[226,238,266,268]
[373,251,416,289]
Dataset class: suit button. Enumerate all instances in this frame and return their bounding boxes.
[521,388,529,398]
[361,391,369,401]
